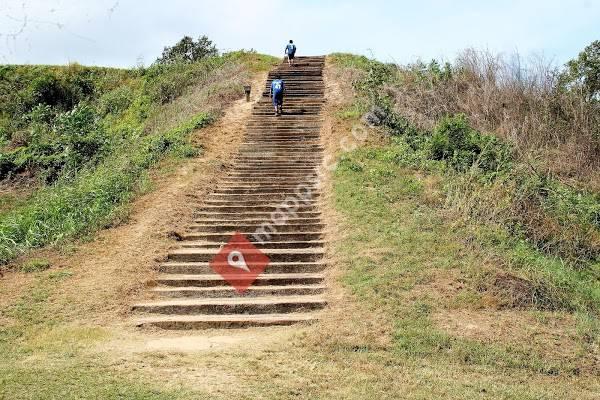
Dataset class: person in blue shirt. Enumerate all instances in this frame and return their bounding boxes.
[270,75,285,116]
[285,40,296,66]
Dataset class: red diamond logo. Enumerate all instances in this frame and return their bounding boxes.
[209,232,270,293]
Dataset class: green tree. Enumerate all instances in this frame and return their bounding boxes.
[156,35,218,65]
[563,40,600,100]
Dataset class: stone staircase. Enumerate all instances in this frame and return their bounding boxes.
[133,56,327,329]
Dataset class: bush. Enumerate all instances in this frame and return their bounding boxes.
[29,74,67,108]
[54,104,108,166]
[338,54,599,265]
[151,77,181,104]
[26,69,94,112]
[99,85,134,116]
[25,104,55,126]
[156,35,218,65]
[0,48,252,263]
[23,104,109,182]
[0,104,110,182]
[145,58,226,104]
[0,112,213,263]
[386,49,600,189]
[430,114,511,173]
[562,40,600,101]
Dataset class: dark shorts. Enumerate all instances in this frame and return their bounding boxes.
[273,91,283,106]
[287,52,295,60]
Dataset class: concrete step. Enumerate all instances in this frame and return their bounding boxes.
[230,166,318,172]
[203,189,320,196]
[206,186,320,192]
[158,261,326,274]
[190,218,322,225]
[233,157,323,162]
[199,196,320,205]
[151,284,326,298]
[198,201,320,208]
[202,196,320,203]
[195,206,319,213]
[193,212,321,219]
[135,313,319,329]
[168,248,324,262]
[183,232,323,242]
[203,196,320,203]
[205,192,320,199]
[234,150,323,154]
[217,179,319,184]
[186,224,324,234]
[180,240,324,249]
[210,185,319,192]
[225,172,320,178]
[134,57,327,330]
[235,148,323,153]
[133,296,326,315]
[155,273,324,287]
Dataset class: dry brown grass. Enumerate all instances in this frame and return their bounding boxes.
[389,49,600,191]
[144,62,249,135]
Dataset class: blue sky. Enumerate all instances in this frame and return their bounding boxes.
[1,0,599,67]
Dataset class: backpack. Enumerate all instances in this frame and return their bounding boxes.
[287,44,296,55]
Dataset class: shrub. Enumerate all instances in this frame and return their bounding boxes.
[0,48,251,263]
[0,112,213,263]
[29,74,66,108]
[338,53,599,265]
[54,104,108,166]
[151,77,181,104]
[25,104,55,126]
[143,56,231,106]
[23,104,109,182]
[0,105,110,182]
[430,114,511,173]
[156,35,218,65]
[99,85,134,116]
[562,40,600,101]
[386,49,600,189]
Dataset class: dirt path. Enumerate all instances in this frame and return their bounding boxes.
[1,58,394,397]
[132,56,328,329]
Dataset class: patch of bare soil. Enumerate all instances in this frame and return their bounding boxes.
[0,272,33,325]
[433,309,599,373]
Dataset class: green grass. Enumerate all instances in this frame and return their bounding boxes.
[0,112,212,263]
[328,53,374,70]
[0,273,205,399]
[329,53,600,265]
[0,50,276,266]
[19,258,51,273]
[223,50,279,73]
[0,192,32,215]
[0,366,193,400]
[333,145,599,377]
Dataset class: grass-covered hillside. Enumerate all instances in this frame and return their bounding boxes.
[0,43,277,265]
[330,44,600,267]
[324,44,599,395]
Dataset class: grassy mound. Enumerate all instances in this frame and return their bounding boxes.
[0,51,277,264]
